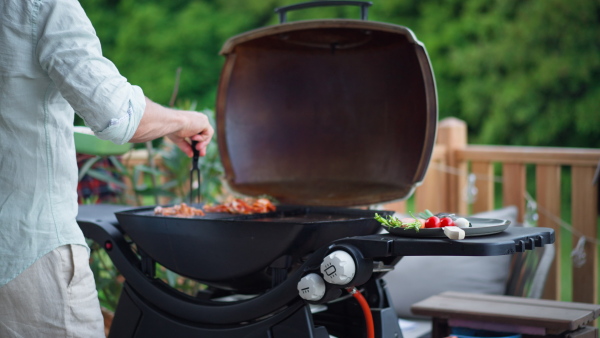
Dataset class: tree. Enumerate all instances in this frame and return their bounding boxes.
[379,0,600,147]
[80,0,600,148]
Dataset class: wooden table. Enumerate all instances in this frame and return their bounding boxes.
[411,291,600,337]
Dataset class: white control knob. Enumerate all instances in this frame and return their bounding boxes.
[297,273,326,301]
[320,250,356,285]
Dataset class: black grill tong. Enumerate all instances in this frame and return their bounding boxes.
[190,140,201,204]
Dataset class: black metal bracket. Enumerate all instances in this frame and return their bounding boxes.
[138,248,156,278]
[270,255,293,288]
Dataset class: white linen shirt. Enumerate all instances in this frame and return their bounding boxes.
[0,0,145,287]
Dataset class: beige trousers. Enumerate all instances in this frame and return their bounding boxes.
[0,245,105,337]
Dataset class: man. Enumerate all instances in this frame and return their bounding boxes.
[0,0,214,336]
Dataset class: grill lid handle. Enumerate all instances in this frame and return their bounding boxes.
[275,1,372,23]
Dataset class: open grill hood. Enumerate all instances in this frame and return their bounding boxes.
[216,19,438,207]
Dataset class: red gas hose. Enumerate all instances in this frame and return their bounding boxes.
[346,287,375,338]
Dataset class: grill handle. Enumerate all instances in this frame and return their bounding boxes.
[275,1,372,24]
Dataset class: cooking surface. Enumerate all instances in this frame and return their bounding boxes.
[248,213,353,222]
[124,204,377,223]
[132,207,242,220]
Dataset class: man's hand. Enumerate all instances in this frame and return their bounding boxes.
[165,109,214,157]
[130,97,214,157]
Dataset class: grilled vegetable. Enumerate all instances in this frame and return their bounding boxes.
[439,217,455,227]
[375,212,424,231]
[378,210,471,231]
[154,203,205,217]
[424,216,441,228]
[203,197,276,214]
[454,217,471,228]
[417,209,435,219]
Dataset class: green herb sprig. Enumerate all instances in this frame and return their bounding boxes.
[375,212,422,232]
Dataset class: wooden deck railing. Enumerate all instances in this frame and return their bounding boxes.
[383,117,600,304]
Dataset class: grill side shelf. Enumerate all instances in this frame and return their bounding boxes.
[383,227,554,257]
[331,227,554,261]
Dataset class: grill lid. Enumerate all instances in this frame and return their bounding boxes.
[216,19,437,206]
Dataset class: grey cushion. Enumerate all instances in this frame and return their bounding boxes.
[383,206,518,319]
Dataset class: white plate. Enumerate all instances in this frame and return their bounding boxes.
[384,217,510,238]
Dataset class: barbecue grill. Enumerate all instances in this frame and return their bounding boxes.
[77,2,555,337]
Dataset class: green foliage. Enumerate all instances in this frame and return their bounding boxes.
[87,241,123,311]
[406,0,600,147]
[82,0,289,108]
[80,0,599,148]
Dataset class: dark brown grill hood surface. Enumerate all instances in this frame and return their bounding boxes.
[217,19,437,207]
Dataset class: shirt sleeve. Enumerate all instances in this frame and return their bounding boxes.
[35,0,145,145]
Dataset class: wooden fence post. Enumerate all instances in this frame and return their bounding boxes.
[415,146,447,214]
[571,166,598,304]
[537,164,562,301]
[502,163,526,224]
[437,118,468,214]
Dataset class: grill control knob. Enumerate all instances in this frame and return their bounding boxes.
[297,273,326,301]
[320,250,356,285]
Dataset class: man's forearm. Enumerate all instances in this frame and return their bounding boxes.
[128,97,214,157]
[128,98,185,143]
